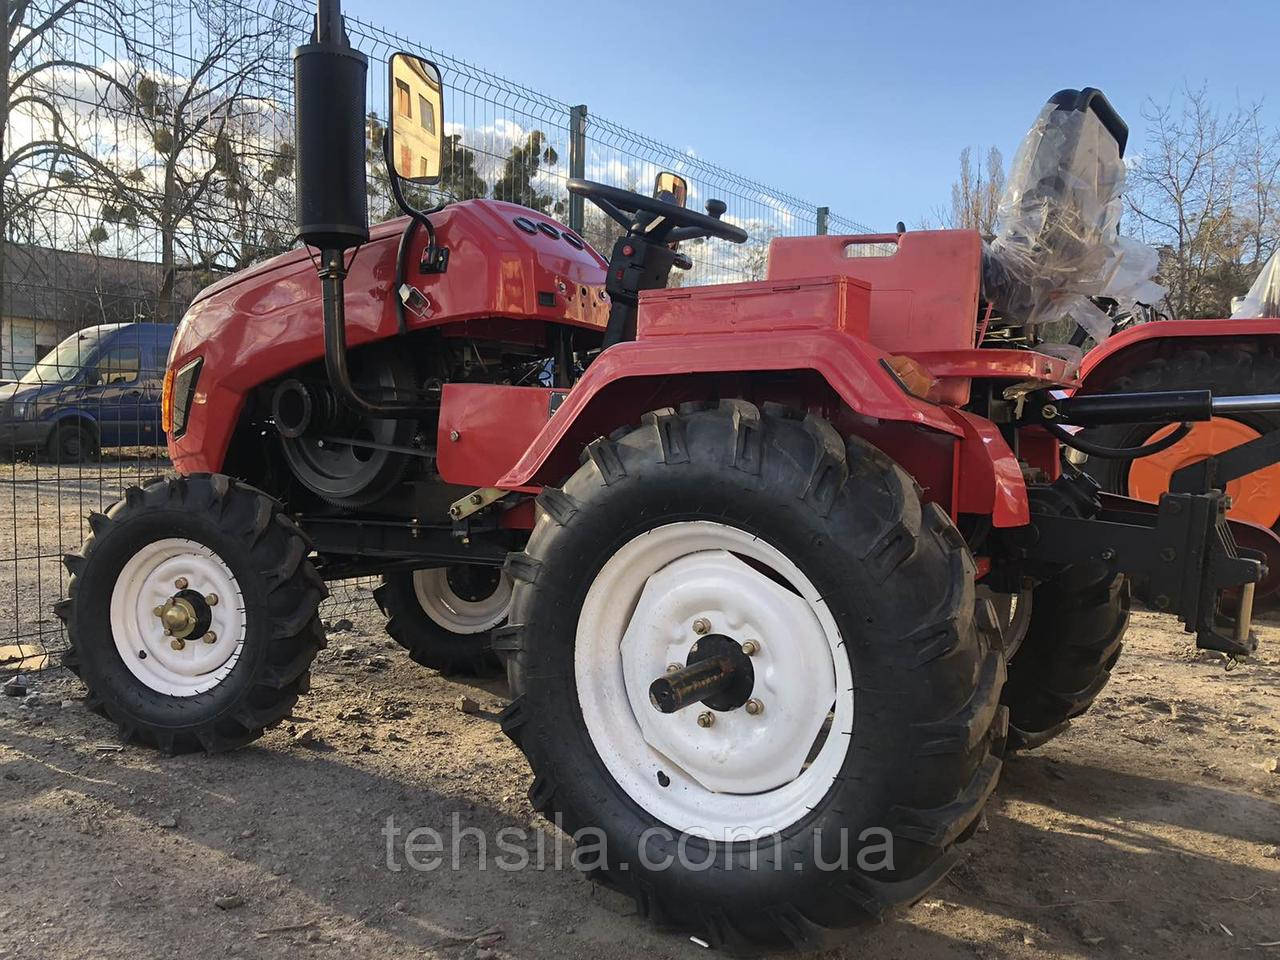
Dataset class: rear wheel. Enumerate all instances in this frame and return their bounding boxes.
[55,474,326,753]
[1002,561,1130,750]
[374,565,510,675]
[499,402,1006,953]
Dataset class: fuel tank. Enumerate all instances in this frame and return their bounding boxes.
[166,199,608,474]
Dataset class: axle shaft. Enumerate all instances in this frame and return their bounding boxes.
[649,657,738,714]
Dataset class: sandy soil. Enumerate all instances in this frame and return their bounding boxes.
[1,607,1278,960]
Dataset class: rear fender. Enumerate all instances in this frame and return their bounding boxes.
[494,329,960,489]
[1079,319,1280,392]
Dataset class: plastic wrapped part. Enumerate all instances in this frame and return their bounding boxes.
[983,89,1165,335]
[1232,249,1280,318]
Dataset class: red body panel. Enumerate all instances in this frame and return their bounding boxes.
[1077,317,1280,392]
[437,383,559,489]
[941,408,1031,526]
[768,230,985,404]
[638,276,871,337]
[168,200,607,473]
[167,212,1069,528]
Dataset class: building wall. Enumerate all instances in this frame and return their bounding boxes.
[1,316,68,381]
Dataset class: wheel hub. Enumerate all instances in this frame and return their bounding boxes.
[412,566,512,634]
[577,522,852,839]
[619,549,836,796]
[110,538,246,697]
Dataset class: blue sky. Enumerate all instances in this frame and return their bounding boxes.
[348,0,1280,230]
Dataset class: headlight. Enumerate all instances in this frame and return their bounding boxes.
[166,357,203,438]
[11,400,29,419]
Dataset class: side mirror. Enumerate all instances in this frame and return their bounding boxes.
[387,52,444,184]
[654,171,688,208]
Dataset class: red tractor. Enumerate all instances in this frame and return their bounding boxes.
[54,1,1280,952]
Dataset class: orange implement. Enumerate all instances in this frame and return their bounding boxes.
[1129,418,1280,528]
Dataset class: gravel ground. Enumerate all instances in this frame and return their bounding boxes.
[1,605,1278,960]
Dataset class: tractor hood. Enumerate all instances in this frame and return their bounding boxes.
[189,219,408,308]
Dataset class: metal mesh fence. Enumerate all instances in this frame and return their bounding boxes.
[0,0,873,673]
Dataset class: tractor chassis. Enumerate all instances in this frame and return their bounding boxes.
[300,515,511,579]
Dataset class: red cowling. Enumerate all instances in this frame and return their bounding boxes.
[167,200,609,475]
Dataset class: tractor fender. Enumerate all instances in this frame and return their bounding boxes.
[1078,318,1280,392]
[496,329,962,489]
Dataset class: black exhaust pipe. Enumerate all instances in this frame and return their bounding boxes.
[295,0,422,417]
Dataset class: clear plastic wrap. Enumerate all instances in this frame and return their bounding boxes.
[982,100,1165,336]
[1231,248,1280,318]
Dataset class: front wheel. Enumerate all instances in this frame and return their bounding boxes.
[55,474,327,753]
[499,402,1006,953]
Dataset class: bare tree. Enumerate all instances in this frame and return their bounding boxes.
[1125,86,1259,318]
[2,0,135,341]
[924,146,1004,233]
[91,1,294,319]
[1237,107,1280,270]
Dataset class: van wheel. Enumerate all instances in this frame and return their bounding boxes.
[499,402,1006,953]
[49,422,96,463]
[54,474,327,753]
[374,566,510,675]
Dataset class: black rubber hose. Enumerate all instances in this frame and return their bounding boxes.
[1044,418,1192,460]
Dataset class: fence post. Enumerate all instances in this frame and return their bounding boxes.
[816,206,829,236]
[568,104,588,233]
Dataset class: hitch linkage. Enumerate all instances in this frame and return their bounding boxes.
[1020,476,1261,657]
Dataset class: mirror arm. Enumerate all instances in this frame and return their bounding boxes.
[381,132,448,338]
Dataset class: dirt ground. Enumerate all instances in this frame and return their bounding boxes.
[1,604,1278,960]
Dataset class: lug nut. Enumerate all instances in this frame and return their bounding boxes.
[741,640,760,656]
[152,605,164,618]
[692,617,711,635]
[174,577,188,590]
[696,711,715,728]
[745,699,764,716]
[203,631,217,644]
[206,593,218,606]
[170,638,185,651]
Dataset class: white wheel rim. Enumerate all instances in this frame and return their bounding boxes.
[576,521,852,841]
[412,567,512,634]
[109,537,247,697]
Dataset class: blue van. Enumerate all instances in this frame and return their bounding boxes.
[0,323,174,462]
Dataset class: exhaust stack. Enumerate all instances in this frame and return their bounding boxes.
[293,0,368,251]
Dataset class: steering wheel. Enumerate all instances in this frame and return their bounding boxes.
[567,178,749,245]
